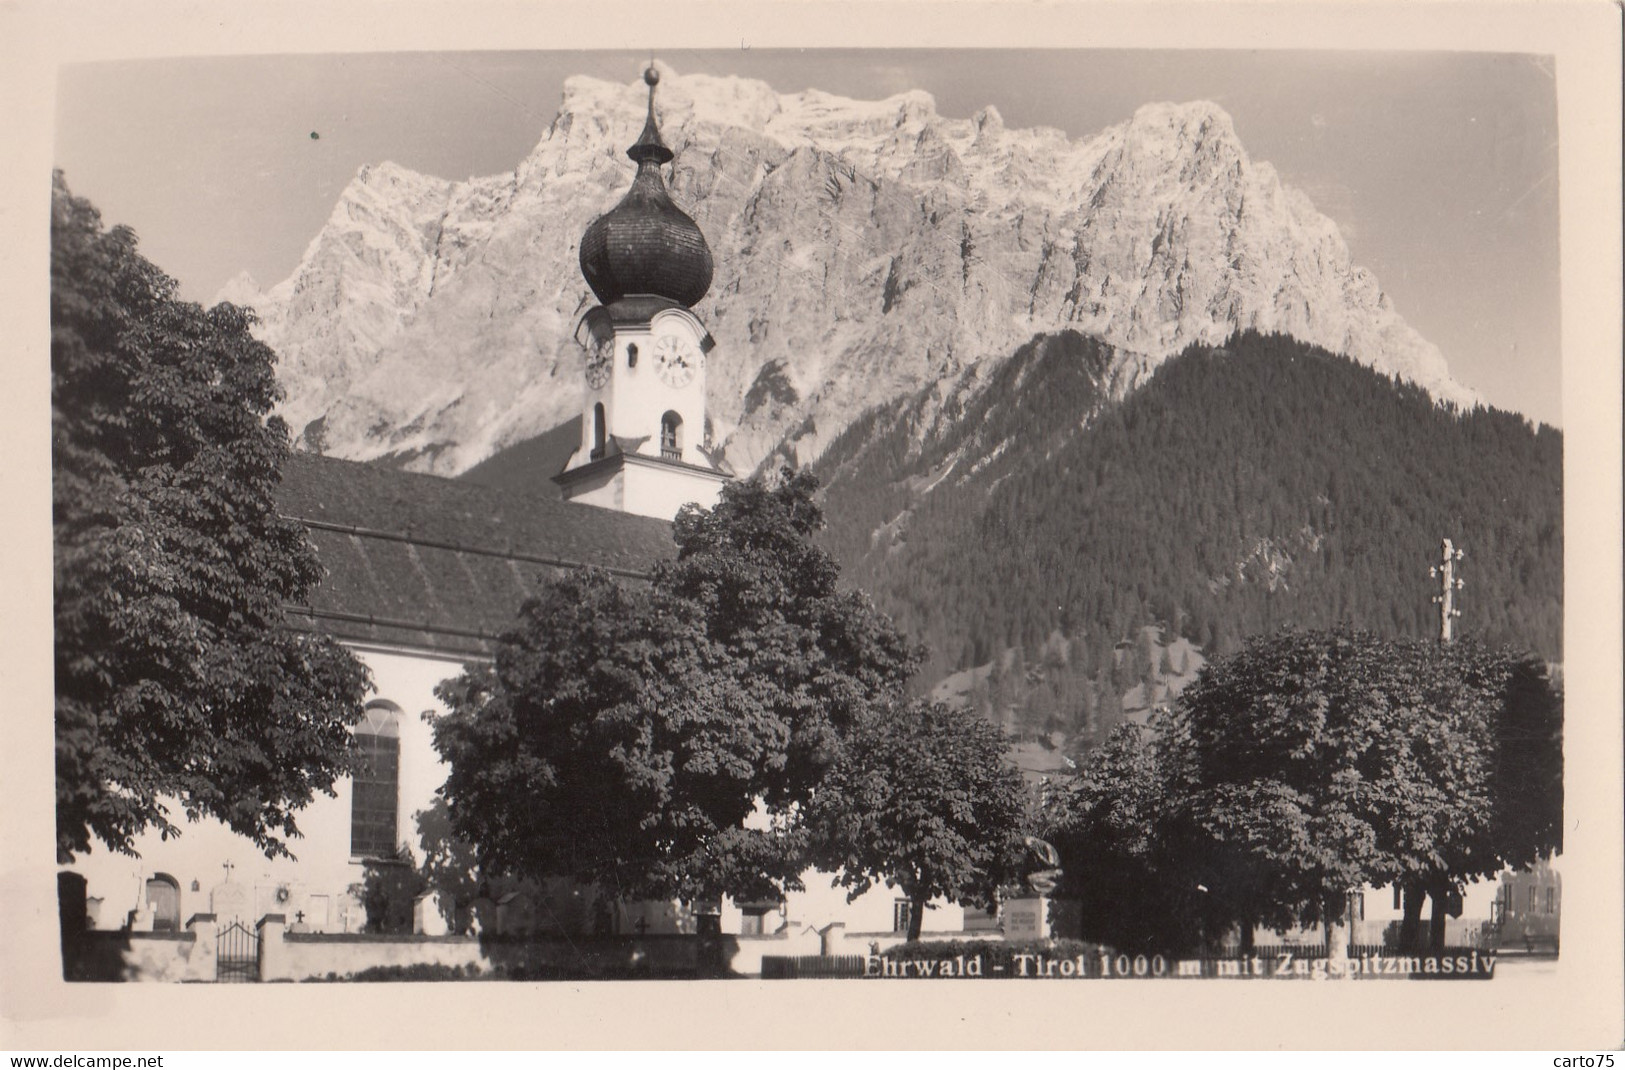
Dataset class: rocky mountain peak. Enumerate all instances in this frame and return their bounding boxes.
[215,270,263,308]
[971,105,1005,143]
[1128,99,1241,142]
[233,66,1477,477]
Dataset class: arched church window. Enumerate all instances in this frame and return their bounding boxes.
[660,411,683,460]
[351,700,401,860]
[145,873,181,932]
[591,404,607,461]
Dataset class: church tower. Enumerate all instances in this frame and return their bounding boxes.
[555,66,732,521]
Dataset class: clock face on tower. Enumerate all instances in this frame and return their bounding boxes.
[585,337,612,389]
[653,333,700,389]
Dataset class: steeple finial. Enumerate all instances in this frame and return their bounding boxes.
[580,60,713,308]
[628,64,674,165]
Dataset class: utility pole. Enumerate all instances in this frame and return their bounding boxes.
[1425,537,1470,949]
[1430,538,1465,644]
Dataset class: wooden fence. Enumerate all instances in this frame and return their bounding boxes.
[761,954,868,979]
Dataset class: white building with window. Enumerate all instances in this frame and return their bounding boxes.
[67,450,675,934]
[65,66,983,951]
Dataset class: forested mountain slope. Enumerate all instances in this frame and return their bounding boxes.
[813,331,1562,725]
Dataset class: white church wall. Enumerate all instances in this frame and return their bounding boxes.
[556,462,624,512]
[605,313,708,461]
[558,455,725,520]
[68,646,461,934]
[69,640,1006,946]
[70,797,362,934]
[620,458,726,520]
[363,648,460,850]
[779,873,967,938]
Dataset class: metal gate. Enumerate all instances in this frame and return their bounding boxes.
[216,920,259,983]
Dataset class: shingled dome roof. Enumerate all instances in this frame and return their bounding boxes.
[579,67,714,309]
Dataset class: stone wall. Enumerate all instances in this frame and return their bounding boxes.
[724,927,822,976]
[68,912,913,980]
[67,917,217,982]
[278,932,484,981]
[277,927,707,981]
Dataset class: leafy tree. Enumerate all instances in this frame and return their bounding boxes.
[806,700,1029,941]
[1046,628,1562,956]
[411,796,483,930]
[1181,630,1561,952]
[1389,647,1563,950]
[431,471,922,905]
[1489,657,1564,865]
[359,854,427,935]
[1042,718,1210,954]
[431,569,798,904]
[1174,629,1407,945]
[52,173,369,861]
[658,468,924,808]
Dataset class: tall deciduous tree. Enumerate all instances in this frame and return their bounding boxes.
[1175,629,1409,945]
[52,173,369,861]
[1046,628,1562,956]
[1181,630,1561,953]
[1389,646,1563,951]
[1042,716,1212,955]
[806,700,1029,942]
[431,472,922,905]
[659,468,924,809]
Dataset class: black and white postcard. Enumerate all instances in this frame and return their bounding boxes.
[2,0,1620,1053]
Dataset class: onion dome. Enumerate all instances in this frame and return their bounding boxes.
[579,67,714,309]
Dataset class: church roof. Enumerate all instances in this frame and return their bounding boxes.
[577,67,713,309]
[276,452,674,659]
[578,165,713,308]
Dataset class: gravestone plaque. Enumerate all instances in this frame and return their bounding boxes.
[338,890,366,933]
[414,892,448,936]
[306,894,331,933]
[210,881,251,924]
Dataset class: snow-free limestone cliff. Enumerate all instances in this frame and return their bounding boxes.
[227,65,1474,477]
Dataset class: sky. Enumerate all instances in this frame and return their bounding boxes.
[54,48,1562,427]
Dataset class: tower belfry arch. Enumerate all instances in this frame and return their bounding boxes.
[555,65,733,521]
